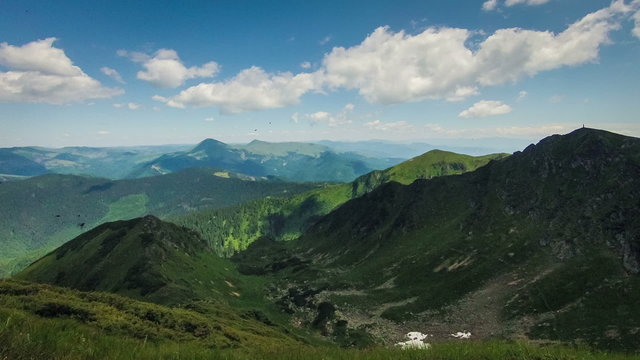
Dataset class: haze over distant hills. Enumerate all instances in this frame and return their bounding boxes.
[316,137,531,158]
[0,139,408,183]
[0,144,192,179]
[128,138,401,182]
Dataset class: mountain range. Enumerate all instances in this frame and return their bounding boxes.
[232,128,640,351]
[0,139,406,183]
[3,128,640,357]
[0,168,319,277]
[128,139,401,182]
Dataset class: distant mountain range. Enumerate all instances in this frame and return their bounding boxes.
[128,139,401,182]
[0,144,191,179]
[316,138,531,158]
[0,139,404,183]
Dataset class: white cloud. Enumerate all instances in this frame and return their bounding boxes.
[459,100,512,118]
[320,36,332,45]
[291,112,300,123]
[505,0,551,6]
[0,38,122,104]
[113,102,141,110]
[154,66,321,113]
[121,48,219,88]
[364,120,413,131]
[305,103,355,127]
[300,61,312,69]
[484,0,551,11]
[100,67,125,83]
[97,130,110,135]
[482,0,499,11]
[517,90,528,101]
[155,1,637,113]
[204,117,215,121]
[322,1,629,105]
[633,9,640,38]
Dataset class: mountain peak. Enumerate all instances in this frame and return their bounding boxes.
[16,217,213,302]
[247,139,268,146]
[193,138,228,152]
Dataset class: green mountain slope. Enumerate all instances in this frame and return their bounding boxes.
[233,128,640,352]
[0,279,306,357]
[14,216,323,347]
[129,138,400,182]
[174,150,506,255]
[3,280,636,359]
[0,168,319,277]
[17,216,253,305]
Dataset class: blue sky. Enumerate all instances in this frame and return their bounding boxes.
[0,0,639,148]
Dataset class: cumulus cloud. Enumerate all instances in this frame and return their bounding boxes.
[121,48,219,88]
[323,1,632,105]
[517,90,528,101]
[300,61,312,69]
[114,102,141,110]
[459,100,512,118]
[100,67,125,83]
[156,1,637,113]
[154,66,321,113]
[304,103,355,127]
[364,120,413,131]
[0,38,122,104]
[484,0,551,11]
[634,9,640,37]
[482,0,499,11]
[505,0,551,6]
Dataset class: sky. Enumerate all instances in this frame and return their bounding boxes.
[0,0,639,148]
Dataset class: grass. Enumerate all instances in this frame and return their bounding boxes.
[1,306,639,360]
[99,193,149,223]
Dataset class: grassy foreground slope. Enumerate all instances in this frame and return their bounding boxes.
[0,168,318,277]
[0,279,306,357]
[174,150,507,255]
[15,216,331,340]
[1,281,638,360]
[233,128,640,352]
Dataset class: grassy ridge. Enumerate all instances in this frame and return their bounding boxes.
[174,150,506,255]
[0,279,307,356]
[231,128,640,352]
[1,299,638,360]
